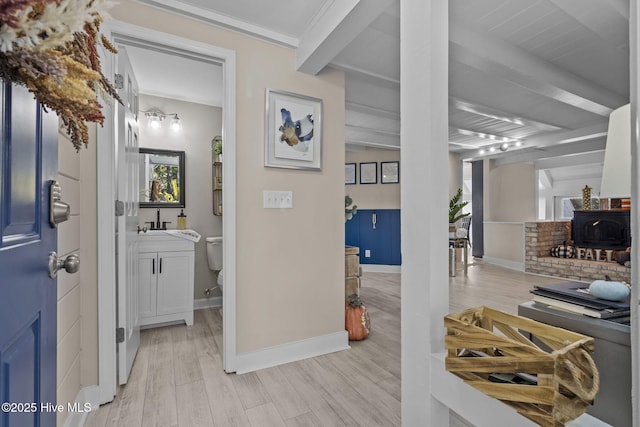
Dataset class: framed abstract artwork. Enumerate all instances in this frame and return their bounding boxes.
[265,89,322,170]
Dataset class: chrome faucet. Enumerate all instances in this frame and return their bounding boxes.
[156,209,161,230]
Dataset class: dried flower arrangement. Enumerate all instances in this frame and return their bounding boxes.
[0,0,121,150]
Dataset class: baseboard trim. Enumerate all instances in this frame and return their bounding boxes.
[360,264,401,273]
[483,257,525,272]
[63,385,100,427]
[194,296,222,310]
[235,331,350,374]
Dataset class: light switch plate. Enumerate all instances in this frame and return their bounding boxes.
[263,191,293,209]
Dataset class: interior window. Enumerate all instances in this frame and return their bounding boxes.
[555,197,601,220]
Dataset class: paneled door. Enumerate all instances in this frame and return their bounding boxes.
[0,84,59,426]
[116,47,141,385]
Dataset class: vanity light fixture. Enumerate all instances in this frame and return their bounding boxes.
[143,108,182,131]
[169,114,182,131]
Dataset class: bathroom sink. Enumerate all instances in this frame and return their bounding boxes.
[139,229,201,242]
[140,229,172,235]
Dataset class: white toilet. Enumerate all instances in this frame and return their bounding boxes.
[206,236,223,293]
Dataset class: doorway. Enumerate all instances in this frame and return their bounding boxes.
[96,20,238,404]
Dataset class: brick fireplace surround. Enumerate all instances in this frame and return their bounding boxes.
[525,221,631,283]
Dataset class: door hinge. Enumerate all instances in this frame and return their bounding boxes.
[115,200,125,217]
[114,73,124,90]
[116,327,125,343]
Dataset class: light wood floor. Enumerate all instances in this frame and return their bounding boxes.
[85,261,560,427]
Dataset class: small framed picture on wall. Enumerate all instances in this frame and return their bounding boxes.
[345,163,356,185]
[360,162,377,184]
[381,161,399,184]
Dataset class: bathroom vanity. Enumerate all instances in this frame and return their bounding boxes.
[138,230,195,327]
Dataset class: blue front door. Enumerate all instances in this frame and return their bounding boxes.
[0,83,58,426]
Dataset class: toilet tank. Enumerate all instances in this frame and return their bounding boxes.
[206,236,223,270]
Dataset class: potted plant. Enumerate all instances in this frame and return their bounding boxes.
[212,137,223,162]
[345,195,358,221]
[449,188,470,237]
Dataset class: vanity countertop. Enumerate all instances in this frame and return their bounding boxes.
[139,229,201,243]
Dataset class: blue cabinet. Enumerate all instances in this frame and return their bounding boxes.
[345,209,401,265]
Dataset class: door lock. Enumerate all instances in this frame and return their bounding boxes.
[49,180,70,227]
[48,252,80,278]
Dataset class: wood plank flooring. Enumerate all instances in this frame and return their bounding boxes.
[85,261,560,427]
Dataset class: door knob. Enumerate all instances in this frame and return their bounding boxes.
[48,252,80,278]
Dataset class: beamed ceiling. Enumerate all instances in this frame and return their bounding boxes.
[130,0,630,182]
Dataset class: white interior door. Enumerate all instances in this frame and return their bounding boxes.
[116,47,141,385]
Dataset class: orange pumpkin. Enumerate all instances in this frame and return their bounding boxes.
[345,294,370,341]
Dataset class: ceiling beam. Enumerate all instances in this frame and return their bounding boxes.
[450,97,562,132]
[460,122,608,159]
[450,127,522,145]
[346,101,400,120]
[345,139,399,150]
[330,61,400,86]
[534,150,605,170]
[490,138,606,166]
[345,124,399,138]
[449,23,627,116]
[296,0,394,75]
[519,122,608,148]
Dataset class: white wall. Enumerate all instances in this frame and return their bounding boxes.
[112,0,346,355]
[138,94,222,301]
[485,161,536,222]
[482,161,536,268]
[56,123,98,425]
[449,152,463,199]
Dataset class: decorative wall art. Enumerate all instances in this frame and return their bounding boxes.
[381,161,400,184]
[360,162,377,184]
[345,163,356,185]
[265,89,323,170]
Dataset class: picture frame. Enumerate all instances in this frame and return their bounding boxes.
[345,163,356,185]
[381,161,400,184]
[360,162,377,184]
[265,88,323,170]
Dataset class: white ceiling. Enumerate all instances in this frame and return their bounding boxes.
[123,44,223,107]
[128,0,630,184]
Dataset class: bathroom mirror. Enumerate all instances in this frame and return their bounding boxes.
[139,148,185,208]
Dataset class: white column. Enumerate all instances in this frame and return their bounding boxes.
[401,0,450,425]
[629,1,639,425]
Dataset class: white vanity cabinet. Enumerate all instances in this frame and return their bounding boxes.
[138,232,195,327]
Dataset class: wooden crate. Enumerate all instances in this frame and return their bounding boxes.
[445,306,599,427]
[345,246,360,298]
